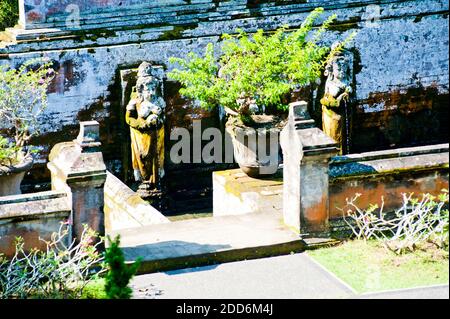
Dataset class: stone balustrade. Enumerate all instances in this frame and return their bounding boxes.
[280,102,339,236]
[281,102,449,237]
[0,191,71,257]
[0,121,170,257]
[328,143,449,232]
[104,171,169,231]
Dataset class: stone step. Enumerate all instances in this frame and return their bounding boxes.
[32,0,412,31]
[21,0,441,32]
[109,211,308,274]
[2,0,445,54]
[22,0,320,30]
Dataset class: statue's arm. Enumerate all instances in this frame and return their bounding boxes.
[126,110,148,130]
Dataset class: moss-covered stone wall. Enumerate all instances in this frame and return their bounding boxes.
[0,0,447,199]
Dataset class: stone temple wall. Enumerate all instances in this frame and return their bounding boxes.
[0,0,448,196]
[21,0,166,27]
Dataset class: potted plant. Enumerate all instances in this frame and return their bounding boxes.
[0,58,54,196]
[168,7,355,177]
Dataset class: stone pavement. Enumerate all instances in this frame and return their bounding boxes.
[130,253,354,299]
[130,253,449,299]
[109,211,313,274]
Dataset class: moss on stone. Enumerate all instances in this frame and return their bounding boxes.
[330,164,449,182]
[327,16,362,33]
[321,93,341,108]
[71,28,117,43]
[157,25,197,41]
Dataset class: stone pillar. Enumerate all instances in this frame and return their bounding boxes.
[280,102,338,237]
[47,121,107,242]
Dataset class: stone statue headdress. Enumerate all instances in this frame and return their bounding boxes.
[132,62,166,124]
[322,42,354,107]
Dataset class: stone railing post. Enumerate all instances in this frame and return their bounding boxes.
[47,121,107,242]
[280,102,339,237]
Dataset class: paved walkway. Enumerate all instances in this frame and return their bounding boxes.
[130,253,449,299]
[110,211,307,273]
[131,253,353,299]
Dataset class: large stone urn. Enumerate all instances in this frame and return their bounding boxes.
[225,116,284,178]
[0,153,33,197]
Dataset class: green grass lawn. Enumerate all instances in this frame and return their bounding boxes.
[25,279,108,299]
[81,278,108,299]
[308,240,449,293]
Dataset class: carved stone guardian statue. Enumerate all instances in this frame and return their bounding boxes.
[125,62,166,204]
[320,43,354,154]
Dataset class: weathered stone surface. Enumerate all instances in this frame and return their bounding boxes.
[213,168,282,216]
[0,0,447,190]
[110,209,305,274]
[283,101,447,235]
[0,121,172,257]
[47,121,107,242]
[281,103,339,235]
[0,191,71,257]
[20,0,214,28]
[329,143,449,219]
[104,171,169,231]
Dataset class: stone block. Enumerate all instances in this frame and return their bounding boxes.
[213,168,283,217]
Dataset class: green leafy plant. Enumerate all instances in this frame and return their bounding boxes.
[0,0,19,31]
[168,7,356,125]
[104,235,141,299]
[0,135,20,166]
[0,58,55,166]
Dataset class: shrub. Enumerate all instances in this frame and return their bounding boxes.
[0,58,55,166]
[0,223,105,299]
[0,135,20,166]
[104,235,141,299]
[342,190,449,254]
[0,0,19,31]
[168,7,356,124]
